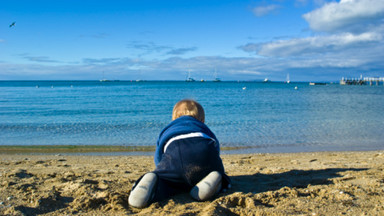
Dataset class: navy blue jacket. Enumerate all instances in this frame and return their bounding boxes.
[154,116,220,165]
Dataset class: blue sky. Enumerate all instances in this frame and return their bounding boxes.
[1,0,384,81]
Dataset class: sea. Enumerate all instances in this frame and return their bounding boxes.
[1,80,383,154]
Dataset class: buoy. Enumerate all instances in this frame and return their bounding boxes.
[294,86,298,90]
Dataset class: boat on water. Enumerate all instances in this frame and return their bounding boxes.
[99,71,112,82]
[286,74,290,84]
[99,79,111,82]
[309,82,326,86]
[263,78,270,83]
[213,68,221,82]
[185,68,195,82]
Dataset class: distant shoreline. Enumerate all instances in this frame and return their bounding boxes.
[0,80,332,84]
[0,145,248,154]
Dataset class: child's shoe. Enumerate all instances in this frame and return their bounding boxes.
[128,172,157,208]
[190,171,222,201]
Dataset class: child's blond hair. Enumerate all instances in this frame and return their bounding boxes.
[172,99,205,123]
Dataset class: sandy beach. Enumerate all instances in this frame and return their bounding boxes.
[1,151,383,215]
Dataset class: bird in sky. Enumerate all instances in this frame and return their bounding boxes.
[9,22,16,28]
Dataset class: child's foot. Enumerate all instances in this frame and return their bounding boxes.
[128,172,157,208]
[190,171,222,201]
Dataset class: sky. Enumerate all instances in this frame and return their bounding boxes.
[1,0,384,81]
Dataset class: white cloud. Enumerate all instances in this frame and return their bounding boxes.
[82,58,122,65]
[238,31,384,75]
[126,41,197,57]
[127,41,171,54]
[2,51,383,81]
[237,0,384,79]
[252,5,280,17]
[303,0,384,33]
[166,47,197,55]
[251,32,383,57]
[0,56,267,80]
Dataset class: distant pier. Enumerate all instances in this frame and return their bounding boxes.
[340,76,384,86]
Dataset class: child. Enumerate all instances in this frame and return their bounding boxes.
[128,99,231,208]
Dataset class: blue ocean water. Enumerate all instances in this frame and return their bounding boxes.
[0,81,383,153]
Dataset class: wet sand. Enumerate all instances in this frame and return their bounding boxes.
[1,151,383,215]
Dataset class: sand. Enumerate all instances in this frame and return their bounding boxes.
[1,151,383,215]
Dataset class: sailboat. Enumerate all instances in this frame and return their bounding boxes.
[100,71,111,82]
[213,68,221,82]
[186,68,195,82]
[286,73,290,84]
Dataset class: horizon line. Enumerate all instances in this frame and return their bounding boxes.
[0,79,337,83]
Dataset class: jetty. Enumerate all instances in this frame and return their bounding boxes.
[340,76,384,85]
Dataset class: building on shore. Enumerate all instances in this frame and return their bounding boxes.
[340,76,384,85]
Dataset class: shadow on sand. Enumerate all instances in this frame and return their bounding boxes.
[156,167,367,208]
[229,168,367,194]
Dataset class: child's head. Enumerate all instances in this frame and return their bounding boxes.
[172,99,205,123]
